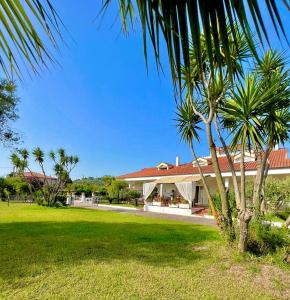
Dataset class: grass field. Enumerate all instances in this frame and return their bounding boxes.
[0,203,289,299]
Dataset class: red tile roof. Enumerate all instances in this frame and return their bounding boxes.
[23,172,57,180]
[119,149,290,179]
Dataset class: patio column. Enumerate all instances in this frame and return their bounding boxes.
[225,178,230,190]
[92,192,96,204]
[71,192,75,205]
[66,192,71,205]
[81,192,86,202]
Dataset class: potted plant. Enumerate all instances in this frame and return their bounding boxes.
[153,195,161,206]
[179,198,190,209]
[169,198,179,208]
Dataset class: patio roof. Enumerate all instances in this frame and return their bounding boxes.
[154,175,202,184]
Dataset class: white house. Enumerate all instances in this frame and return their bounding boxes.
[118,147,290,216]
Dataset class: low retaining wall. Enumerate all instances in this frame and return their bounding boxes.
[144,205,192,216]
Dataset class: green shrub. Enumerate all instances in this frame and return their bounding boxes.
[212,192,222,214]
[247,220,289,255]
[54,200,63,208]
[34,190,45,205]
[54,195,66,206]
[265,177,290,212]
[275,210,290,221]
[211,191,237,217]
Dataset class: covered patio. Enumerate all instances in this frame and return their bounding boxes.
[143,175,208,216]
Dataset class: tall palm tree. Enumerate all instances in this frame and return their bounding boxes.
[176,25,251,241]
[105,0,289,86]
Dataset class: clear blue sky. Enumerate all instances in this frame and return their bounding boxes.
[0,1,289,179]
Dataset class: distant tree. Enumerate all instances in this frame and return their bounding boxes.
[10,147,79,206]
[0,80,19,146]
[3,176,30,201]
[107,180,128,203]
[102,175,115,187]
[127,190,142,206]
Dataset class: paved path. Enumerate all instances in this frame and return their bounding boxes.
[73,204,217,227]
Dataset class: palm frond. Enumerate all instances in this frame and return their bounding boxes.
[175,100,202,145]
[0,0,63,77]
[104,0,288,88]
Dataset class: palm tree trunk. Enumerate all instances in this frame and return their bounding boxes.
[214,117,241,208]
[285,214,290,228]
[206,123,234,240]
[189,142,216,216]
[238,145,252,253]
[253,145,271,219]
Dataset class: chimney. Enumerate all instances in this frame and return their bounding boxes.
[175,156,180,167]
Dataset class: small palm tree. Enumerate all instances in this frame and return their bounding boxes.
[175,101,216,215]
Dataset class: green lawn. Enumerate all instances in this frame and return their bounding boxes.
[0,203,289,299]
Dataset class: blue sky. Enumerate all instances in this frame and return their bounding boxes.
[0,1,289,179]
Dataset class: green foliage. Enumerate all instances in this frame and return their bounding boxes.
[275,210,290,221]
[74,176,115,186]
[127,190,141,199]
[0,80,19,146]
[10,147,79,206]
[247,220,289,256]
[211,192,222,215]
[265,177,290,212]
[54,195,66,206]
[0,1,62,77]
[67,182,96,195]
[107,180,128,200]
[54,201,64,208]
[107,1,287,90]
[245,178,254,203]
[211,191,237,217]
[0,176,30,200]
[34,190,45,206]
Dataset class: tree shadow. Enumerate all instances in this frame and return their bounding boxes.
[0,220,219,281]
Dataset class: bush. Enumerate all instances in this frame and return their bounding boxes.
[275,210,290,221]
[54,200,63,208]
[265,177,290,212]
[247,220,289,255]
[34,190,45,205]
[54,195,66,206]
[211,191,237,217]
[127,190,141,199]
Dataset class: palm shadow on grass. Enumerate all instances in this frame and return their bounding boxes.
[0,220,219,281]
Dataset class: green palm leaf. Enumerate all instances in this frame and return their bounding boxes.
[0,0,62,77]
[104,0,288,88]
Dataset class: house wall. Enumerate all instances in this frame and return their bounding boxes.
[125,172,290,207]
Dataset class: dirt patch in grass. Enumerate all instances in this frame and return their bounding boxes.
[225,264,290,299]
[254,266,290,299]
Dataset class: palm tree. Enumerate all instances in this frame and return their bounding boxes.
[252,50,290,218]
[105,0,289,86]
[175,101,216,216]
[220,72,288,252]
[176,25,251,241]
